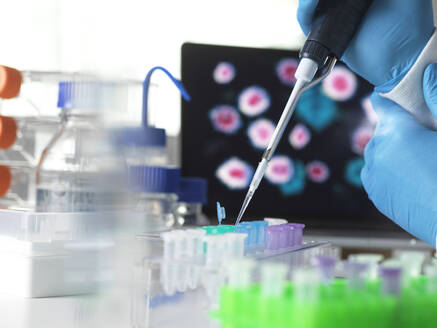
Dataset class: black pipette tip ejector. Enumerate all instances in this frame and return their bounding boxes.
[300,0,374,68]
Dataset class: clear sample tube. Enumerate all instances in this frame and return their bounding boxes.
[293,267,320,302]
[314,255,337,285]
[186,229,206,290]
[224,233,247,259]
[204,234,225,269]
[345,261,369,291]
[397,250,426,279]
[348,253,383,280]
[160,231,178,295]
[227,259,255,290]
[261,262,287,297]
[424,264,437,294]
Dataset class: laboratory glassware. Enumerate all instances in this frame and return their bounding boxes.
[36,81,123,212]
[175,177,208,226]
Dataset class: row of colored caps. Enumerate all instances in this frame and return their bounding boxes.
[199,220,306,251]
[265,223,305,250]
[127,165,207,204]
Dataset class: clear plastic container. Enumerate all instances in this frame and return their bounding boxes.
[0,65,93,117]
[0,115,59,165]
[175,178,208,226]
[36,82,123,212]
[0,164,35,209]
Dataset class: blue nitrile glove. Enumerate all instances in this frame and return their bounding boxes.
[360,63,437,246]
[297,0,435,92]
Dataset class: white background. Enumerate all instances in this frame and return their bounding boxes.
[0,0,305,135]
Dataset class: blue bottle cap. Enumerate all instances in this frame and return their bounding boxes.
[57,81,104,109]
[127,165,180,193]
[177,178,207,204]
[112,126,166,147]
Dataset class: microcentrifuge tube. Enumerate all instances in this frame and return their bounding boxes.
[379,265,402,297]
[261,263,287,297]
[425,264,437,294]
[314,255,337,285]
[345,261,369,291]
[227,259,255,289]
[348,253,383,280]
[293,267,320,302]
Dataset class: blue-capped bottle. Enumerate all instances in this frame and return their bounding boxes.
[127,165,181,231]
[175,177,208,226]
[36,81,123,212]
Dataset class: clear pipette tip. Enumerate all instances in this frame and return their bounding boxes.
[235,189,254,226]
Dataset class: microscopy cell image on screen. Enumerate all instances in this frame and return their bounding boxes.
[182,43,400,233]
[209,105,242,135]
[213,62,236,85]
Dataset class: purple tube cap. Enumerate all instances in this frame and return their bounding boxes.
[379,266,402,278]
[314,255,337,268]
[288,223,305,230]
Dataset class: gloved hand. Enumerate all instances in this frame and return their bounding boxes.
[297,0,435,92]
[361,63,437,246]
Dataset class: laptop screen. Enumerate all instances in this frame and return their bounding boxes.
[181,42,402,233]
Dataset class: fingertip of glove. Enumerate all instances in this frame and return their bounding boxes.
[423,63,437,119]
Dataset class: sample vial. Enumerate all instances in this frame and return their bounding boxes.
[128,165,181,232]
[113,126,168,167]
[36,82,123,212]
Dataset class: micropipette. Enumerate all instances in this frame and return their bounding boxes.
[235,0,374,225]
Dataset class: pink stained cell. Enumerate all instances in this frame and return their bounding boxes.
[289,123,311,150]
[213,62,236,84]
[322,66,357,101]
[276,58,298,86]
[361,96,378,125]
[209,105,241,134]
[238,86,271,117]
[216,157,253,190]
[352,127,373,155]
[247,118,275,149]
[306,161,330,183]
[265,156,294,185]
